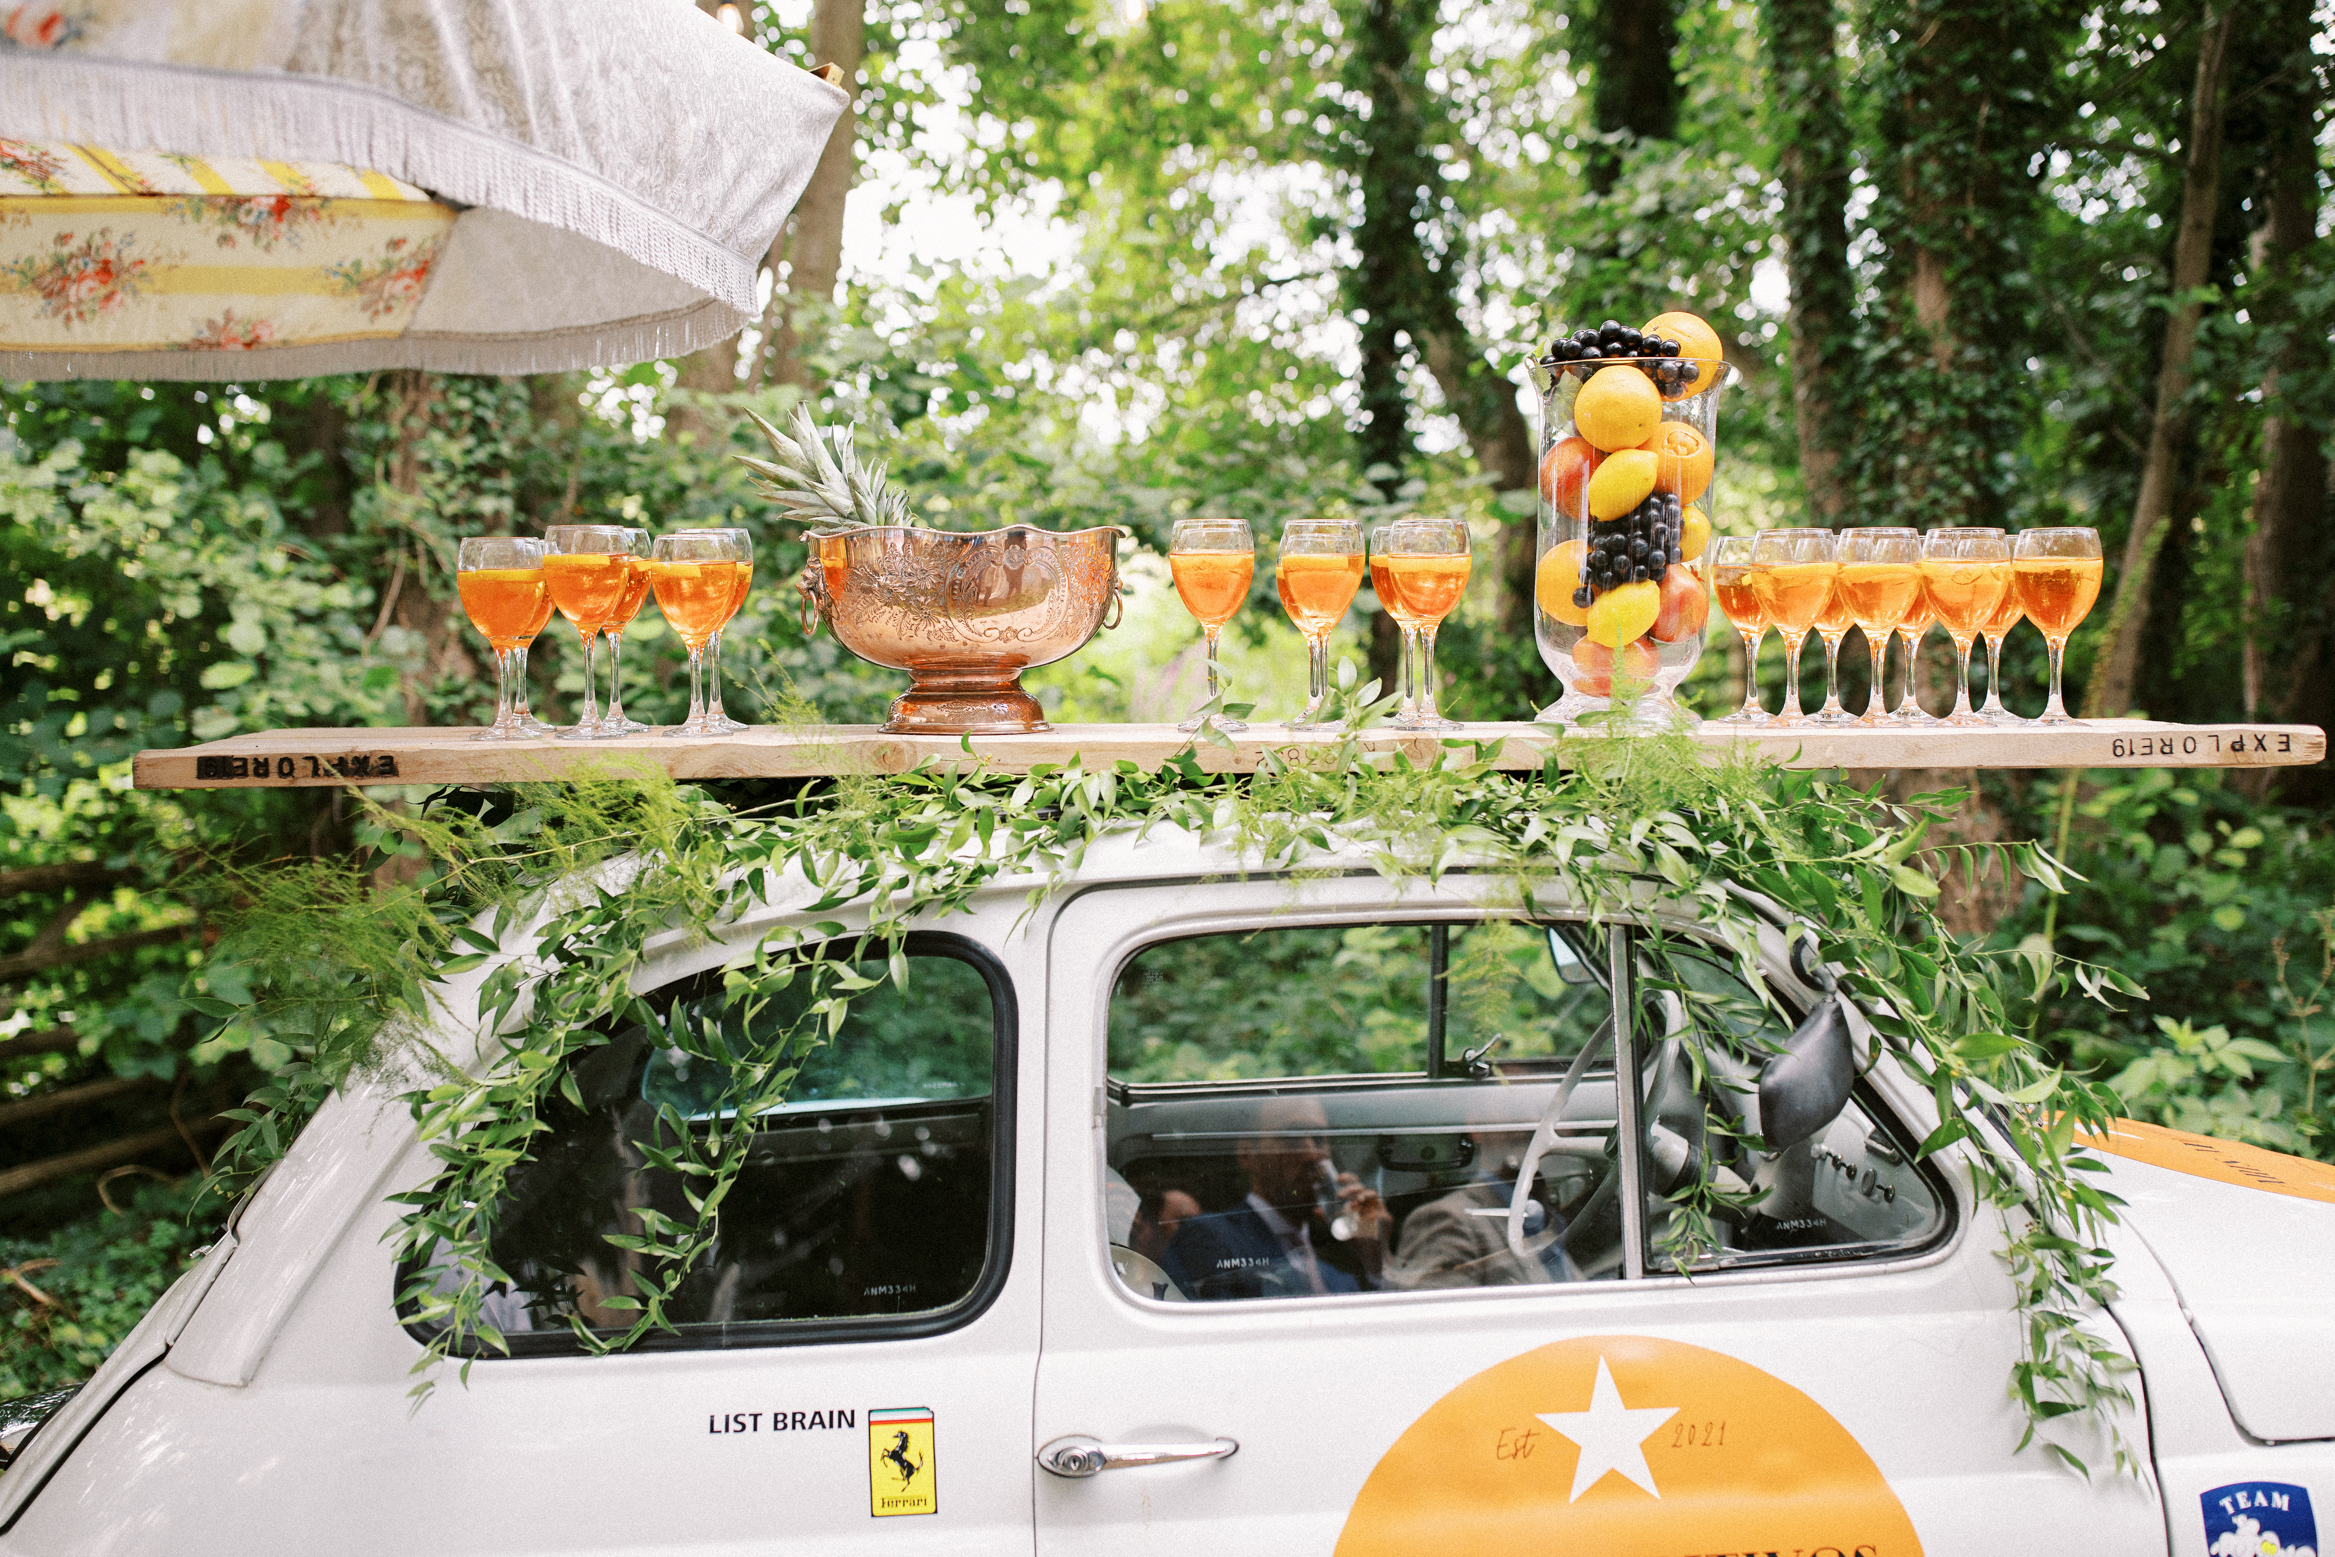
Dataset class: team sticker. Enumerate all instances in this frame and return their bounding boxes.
[2202,1482,2316,1557]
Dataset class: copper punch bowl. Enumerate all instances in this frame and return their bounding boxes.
[797,524,1128,735]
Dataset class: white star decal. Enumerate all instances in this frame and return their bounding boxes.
[1535,1356,1680,1502]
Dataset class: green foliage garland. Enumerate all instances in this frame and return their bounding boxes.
[200,725,2141,1469]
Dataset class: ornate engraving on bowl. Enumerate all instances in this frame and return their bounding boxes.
[797,524,1126,735]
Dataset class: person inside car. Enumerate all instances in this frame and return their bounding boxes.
[1165,1096,1389,1299]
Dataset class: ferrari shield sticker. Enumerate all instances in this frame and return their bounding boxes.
[1336,1335,1921,1555]
[2202,1482,2317,1556]
[867,1407,937,1517]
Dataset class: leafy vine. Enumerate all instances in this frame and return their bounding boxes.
[198,720,2142,1470]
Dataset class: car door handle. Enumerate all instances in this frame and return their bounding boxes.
[1037,1434,1239,1478]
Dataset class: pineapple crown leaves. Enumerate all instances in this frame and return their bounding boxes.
[739,406,914,532]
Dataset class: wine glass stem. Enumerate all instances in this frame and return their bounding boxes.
[1893,629,1923,715]
[1951,633,1977,718]
[685,644,708,733]
[1418,626,1442,724]
[1781,630,1808,719]
[2044,635,2070,720]
[512,644,536,726]
[1738,626,1766,717]
[1863,633,1889,720]
[1302,634,1329,725]
[1982,633,2005,714]
[1821,633,1844,713]
[490,646,514,733]
[604,631,629,727]
[1204,626,1224,709]
[704,629,727,723]
[574,626,601,731]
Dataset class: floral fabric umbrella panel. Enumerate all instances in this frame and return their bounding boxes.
[1,139,452,355]
[0,0,847,379]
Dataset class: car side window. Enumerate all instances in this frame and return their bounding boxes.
[1642,946,1949,1272]
[1103,921,1629,1302]
[424,936,1011,1351]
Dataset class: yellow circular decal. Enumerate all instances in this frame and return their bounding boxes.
[1336,1335,1921,1556]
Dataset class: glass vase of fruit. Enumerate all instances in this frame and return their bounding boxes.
[1531,312,1735,731]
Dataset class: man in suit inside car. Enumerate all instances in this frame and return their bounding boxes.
[1166,1096,1388,1299]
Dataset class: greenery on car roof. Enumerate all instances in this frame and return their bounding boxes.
[190,698,2139,1471]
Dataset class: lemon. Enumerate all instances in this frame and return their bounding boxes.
[1585,579,1660,648]
[1573,366,1661,451]
[1677,508,1711,561]
[1642,310,1724,397]
[1536,541,1593,626]
[1585,448,1659,520]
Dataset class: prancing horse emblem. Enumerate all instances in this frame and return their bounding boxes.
[882,1429,923,1486]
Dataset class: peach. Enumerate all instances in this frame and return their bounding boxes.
[1650,563,1707,643]
[1537,436,1604,515]
[1571,637,1660,697]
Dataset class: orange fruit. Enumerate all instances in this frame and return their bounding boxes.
[1648,422,1714,503]
[1585,448,1659,521]
[1535,541,1592,626]
[1572,366,1661,451]
[1642,310,1724,397]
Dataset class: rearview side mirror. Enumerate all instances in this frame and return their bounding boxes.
[1757,996,1856,1150]
[1546,926,1596,986]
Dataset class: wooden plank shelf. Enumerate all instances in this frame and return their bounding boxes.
[132,719,2324,790]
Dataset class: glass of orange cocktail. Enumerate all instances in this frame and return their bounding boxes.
[1707,535,1768,726]
[671,526,753,732]
[1920,527,2013,727]
[1170,517,1255,732]
[543,525,638,738]
[1974,555,2027,725]
[1835,529,1923,726]
[652,531,747,737]
[2012,527,2104,726]
[1277,519,1365,729]
[456,536,549,741]
[1378,518,1472,731]
[1747,529,1837,728]
[594,527,654,735]
[1891,593,1938,724]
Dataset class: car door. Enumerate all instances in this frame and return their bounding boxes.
[4,928,1038,1557]
[1032,872,2166,1555]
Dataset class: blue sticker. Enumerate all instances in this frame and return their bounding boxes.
[2202,1482,2317,1556]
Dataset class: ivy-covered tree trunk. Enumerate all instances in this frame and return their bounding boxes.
[1759,0,1852,525]
[2238,0,2329,730]
[2089,7,2234,719]
[1580,0,1682,196]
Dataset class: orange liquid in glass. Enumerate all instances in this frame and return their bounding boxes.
[1382,555,1471,625]
[2013,557,2103,638]
[1835,562,1922,631]
[1751,561,1838,634]
[543,553,634,634]
[1171,550,1253,629]
[1711,566,1766,633]
[727,560,754,621]
[609,556,653,629]
[1276,553,1364,636]
[653,559,744,646]
[1920,559,2011,637]
[457,568,549,650]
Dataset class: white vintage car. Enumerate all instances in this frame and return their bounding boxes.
[1,830,2330,1557]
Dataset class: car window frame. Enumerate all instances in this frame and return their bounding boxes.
[394,928,1019,1358]
[1096,911,1956,1307]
